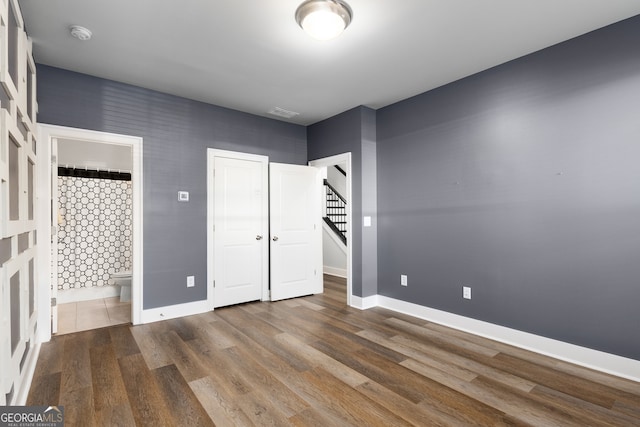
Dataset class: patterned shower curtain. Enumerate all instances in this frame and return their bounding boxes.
[57,173,133,291]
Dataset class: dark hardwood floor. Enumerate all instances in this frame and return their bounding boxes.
[28,275,640,426]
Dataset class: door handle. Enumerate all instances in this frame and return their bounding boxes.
[272,236,279,241]
[256,235,263,240]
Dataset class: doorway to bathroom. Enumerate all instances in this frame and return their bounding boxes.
[37,125,143,340]
[54,138,134,333]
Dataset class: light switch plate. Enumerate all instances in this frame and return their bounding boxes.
[364,216,372,227]
[178,191,189,202]
[187,276,195,288]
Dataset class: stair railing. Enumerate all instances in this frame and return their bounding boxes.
[323,179,347,245]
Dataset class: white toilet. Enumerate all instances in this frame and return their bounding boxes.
[111,270,132,302]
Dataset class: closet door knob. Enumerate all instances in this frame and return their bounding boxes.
[256,235,263,240]
[272,236,279,241]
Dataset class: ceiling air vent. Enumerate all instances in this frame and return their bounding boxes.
[268,107,300,119]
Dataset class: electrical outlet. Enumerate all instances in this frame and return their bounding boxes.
[401,274,408,287]
[187,276,195,288]
[463,286,471,299]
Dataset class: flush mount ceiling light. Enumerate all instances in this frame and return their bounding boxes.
[69,25,92,41]
[295,0,353,41]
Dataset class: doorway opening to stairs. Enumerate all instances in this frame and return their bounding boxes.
[309,153,352,306]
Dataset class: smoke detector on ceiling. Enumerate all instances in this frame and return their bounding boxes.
[69,25,92,41]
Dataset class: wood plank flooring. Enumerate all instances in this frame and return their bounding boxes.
[28,275,640,426]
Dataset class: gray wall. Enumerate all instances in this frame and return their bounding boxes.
[308,106,378,297]
[376,15,640,360]
[37,65,307,309]
[361,108,378,297]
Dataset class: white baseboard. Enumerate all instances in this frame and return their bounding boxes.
[15,342,41,405]
[140,299,212,324]
[376,295,640,382]
[350,294,378,310]
[58,285,121,303]
[323,266,347,278]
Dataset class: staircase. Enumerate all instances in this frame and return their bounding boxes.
[323,179,347,245]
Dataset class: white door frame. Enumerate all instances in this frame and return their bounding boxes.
[206,149,269,309]
[37,124,143,341]
[309,153,353,307]
[50,137,58,334]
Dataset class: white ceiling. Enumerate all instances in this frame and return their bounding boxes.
[18,0,640,125]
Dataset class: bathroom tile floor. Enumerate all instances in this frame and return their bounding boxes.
[57,297,131,335]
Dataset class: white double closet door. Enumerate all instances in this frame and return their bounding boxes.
[210,150,322,308]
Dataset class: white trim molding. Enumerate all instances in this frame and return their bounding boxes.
[323,266,347,278]
[140,299,212,324]
[351,294,379,310]
[57,286,121,304]
[37,124,144,342]
[376,295,640,383]
[15,342,40,405]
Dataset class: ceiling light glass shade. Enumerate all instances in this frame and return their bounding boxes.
[295,0,353,41]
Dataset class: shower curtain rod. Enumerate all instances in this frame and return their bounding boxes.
[58,165,132,181]
[61,164,132,174]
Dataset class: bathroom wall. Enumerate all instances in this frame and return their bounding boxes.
[57,138,133,172]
